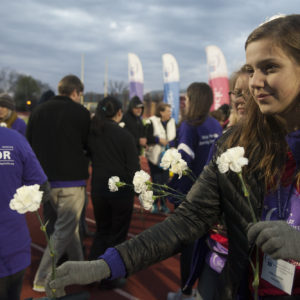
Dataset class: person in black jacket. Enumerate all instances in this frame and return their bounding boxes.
[122,96,147,154]
[26,74,90,293]
[87,97,140,279]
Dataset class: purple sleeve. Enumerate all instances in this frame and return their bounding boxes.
[177,122,195,168]
[12,118,27,136]
[99,247,127,279]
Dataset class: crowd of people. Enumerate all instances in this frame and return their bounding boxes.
[1,13,300,300]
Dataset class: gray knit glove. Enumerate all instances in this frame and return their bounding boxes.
[247,221,300,261]
[45,260,111,298]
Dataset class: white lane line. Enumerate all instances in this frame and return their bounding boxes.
[85,217,96,224]
[31,243,45,253]
[114,288,140,300]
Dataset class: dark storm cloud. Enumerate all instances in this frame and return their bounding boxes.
[0,0,299,93]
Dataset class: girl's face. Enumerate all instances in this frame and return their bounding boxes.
[245,38,300,117]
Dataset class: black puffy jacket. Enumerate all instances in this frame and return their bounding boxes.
[115,132,265,299]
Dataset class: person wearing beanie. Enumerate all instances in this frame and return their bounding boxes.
[0,93,27,136]
[121,96,147,154]
[37,89,55,105]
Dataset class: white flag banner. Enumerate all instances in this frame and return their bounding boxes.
[205,45,230,110]
[128,53,144,100]
[162,53,180,123]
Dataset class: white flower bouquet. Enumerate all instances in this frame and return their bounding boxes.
[108,149,194,211]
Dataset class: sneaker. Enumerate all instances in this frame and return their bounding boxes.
[33,283,45,292]
[151,204,159,214]
[160,205,170,214]
[167,289,196,300]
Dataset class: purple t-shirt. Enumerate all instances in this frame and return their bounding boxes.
[11,117,27,136]
[169,116,222,201]
[0,127,47,278]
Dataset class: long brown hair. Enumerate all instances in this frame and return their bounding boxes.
[155,102,171,118]
[184,82,213,126]
[225,14,300,189]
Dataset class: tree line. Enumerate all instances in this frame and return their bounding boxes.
[0,68,164,112]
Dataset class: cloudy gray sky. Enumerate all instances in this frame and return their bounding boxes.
[0,0,299,94]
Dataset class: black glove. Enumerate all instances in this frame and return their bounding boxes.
[247,220,300,261]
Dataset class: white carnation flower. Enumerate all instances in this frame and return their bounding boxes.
[108,176,121,192]
[143,119,151,126]
[0,122,7,127]
[216,146,248,174]
[139,190,154,210]
[160,148,182,170]
[9,184,43,214]
[119,122,125,128]
[133,170,150,193]
[170,159,188,178]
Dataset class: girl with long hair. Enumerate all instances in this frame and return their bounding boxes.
[48,15,300,300]
[168,82,222,300]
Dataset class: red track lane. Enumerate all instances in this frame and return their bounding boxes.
[21,157,182,300]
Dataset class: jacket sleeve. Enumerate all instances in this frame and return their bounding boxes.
[123,132,140,182]
[26,112,34,145]
[115,157,222,276]
[146,121,158,145]
[81,109,91,152]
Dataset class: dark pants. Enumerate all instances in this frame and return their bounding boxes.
[180,243,195,295]
[0,269,25,300]
[89,192,134,259]
[197,263,220,300]
[148,161,169,207]
[148,161,169,186]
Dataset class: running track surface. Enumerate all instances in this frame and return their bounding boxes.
[21,157,182,300]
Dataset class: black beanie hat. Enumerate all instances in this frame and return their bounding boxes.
[0,93,15,110]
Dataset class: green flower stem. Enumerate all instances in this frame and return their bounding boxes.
[252,247,259,300]
[148,182,186,197]
[237,173,257,223]
[35,211,56,298]
[237,172,259,300]
[116,182,129,188]
[152,192,184,201]
[186,173,196,182]
[184,169,197,182]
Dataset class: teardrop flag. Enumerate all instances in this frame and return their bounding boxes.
[162,53,180,123]
[128,53,144,101]
[205,45,230,111]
